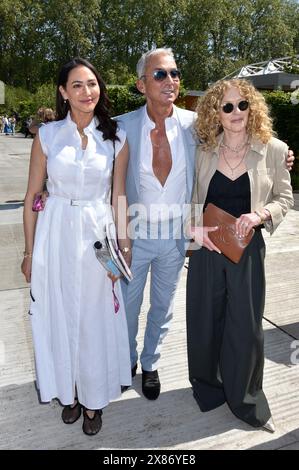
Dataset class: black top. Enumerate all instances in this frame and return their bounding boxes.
[205,170,251,218]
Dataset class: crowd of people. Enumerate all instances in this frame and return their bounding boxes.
[21,49,295,437]
[0,108,55,138]
[0,114,17,135]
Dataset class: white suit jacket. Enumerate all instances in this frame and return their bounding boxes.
[117,104,197,254]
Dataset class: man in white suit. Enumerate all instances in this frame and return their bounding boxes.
[117,48,197,400]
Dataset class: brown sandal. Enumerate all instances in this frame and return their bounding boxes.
[61,400,81,424]
[82,408,102,436]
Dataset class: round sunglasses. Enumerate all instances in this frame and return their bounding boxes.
[141,68,181,81]
[221,100,249,114]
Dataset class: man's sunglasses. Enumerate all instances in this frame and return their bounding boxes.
[141,69,181,81]
[221,100,249,114]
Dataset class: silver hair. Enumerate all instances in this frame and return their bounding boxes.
[136,48,175,78]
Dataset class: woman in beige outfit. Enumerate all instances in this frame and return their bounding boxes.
[187,79,294,432]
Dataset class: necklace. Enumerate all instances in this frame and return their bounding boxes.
[152,142,160,148]
[152,141,169,149]
[151,131,169,149]
[221,146,248,180]
[221,139,249,153]
[77,128,86,139]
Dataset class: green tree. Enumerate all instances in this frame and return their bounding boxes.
[0,1,46,89]
[0,85,33,115]
[231,0,297,62]
[91,0,178,81]
[42,0,101,64]
[32,83,56,111]
[0,0,298,90]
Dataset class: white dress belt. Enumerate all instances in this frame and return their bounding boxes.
[49,194,106,207]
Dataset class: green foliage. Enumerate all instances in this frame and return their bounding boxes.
[0,82,145,121]
[17,100,36,121]
[263,90,299,189]
[0,82,56,124]
[107,85,145,116]
[284,57,299,74]
[0,85,33,115]
[31,83,56,111]
[103,65,136,86]
[1,0,298,90]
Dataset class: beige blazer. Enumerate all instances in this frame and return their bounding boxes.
[191,133,294,234]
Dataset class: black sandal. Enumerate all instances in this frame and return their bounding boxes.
[61,399,81,424]
[82,408,102,436]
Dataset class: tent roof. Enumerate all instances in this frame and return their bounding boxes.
[223,55,299,90]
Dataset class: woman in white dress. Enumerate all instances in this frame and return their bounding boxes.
[21,58,132,436]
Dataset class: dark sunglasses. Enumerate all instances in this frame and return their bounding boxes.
[142,68,181,81]
[221,100,249,114]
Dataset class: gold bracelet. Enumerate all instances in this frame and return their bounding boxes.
[254,210,264,224]
[23,251,32,258]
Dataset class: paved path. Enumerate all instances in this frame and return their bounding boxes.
[0,134,298,450]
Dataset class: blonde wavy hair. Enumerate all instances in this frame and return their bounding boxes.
[195,78,273,149]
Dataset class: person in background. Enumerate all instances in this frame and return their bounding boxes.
[3,115,10,135]
[21,57,131,436]
[187,78,294,433]
[24,117,33,138]
[10,116,16,135]
[0,116,4,133]
[29,107,56,135]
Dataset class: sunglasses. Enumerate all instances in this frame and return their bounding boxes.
[141,68,181,81]
[221,100,249,114]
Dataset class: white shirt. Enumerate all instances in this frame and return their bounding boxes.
[139,106,186,223]
[39,112,125,203]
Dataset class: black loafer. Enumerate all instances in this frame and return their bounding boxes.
[121,364,138,393]
[142,369,160,400]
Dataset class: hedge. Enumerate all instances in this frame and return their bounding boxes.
[1,84,298,188]
[107,84,145,116]
[263,91,299,189]
[0,83,144,122]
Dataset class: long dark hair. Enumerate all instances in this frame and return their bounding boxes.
[56,57,119,142]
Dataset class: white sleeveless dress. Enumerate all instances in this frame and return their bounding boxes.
[30,113,131,409]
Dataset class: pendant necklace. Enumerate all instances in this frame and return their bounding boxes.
[221,145,248,180]
[77,128,86,139]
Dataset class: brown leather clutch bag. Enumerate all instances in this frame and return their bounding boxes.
[203,203,255,263]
